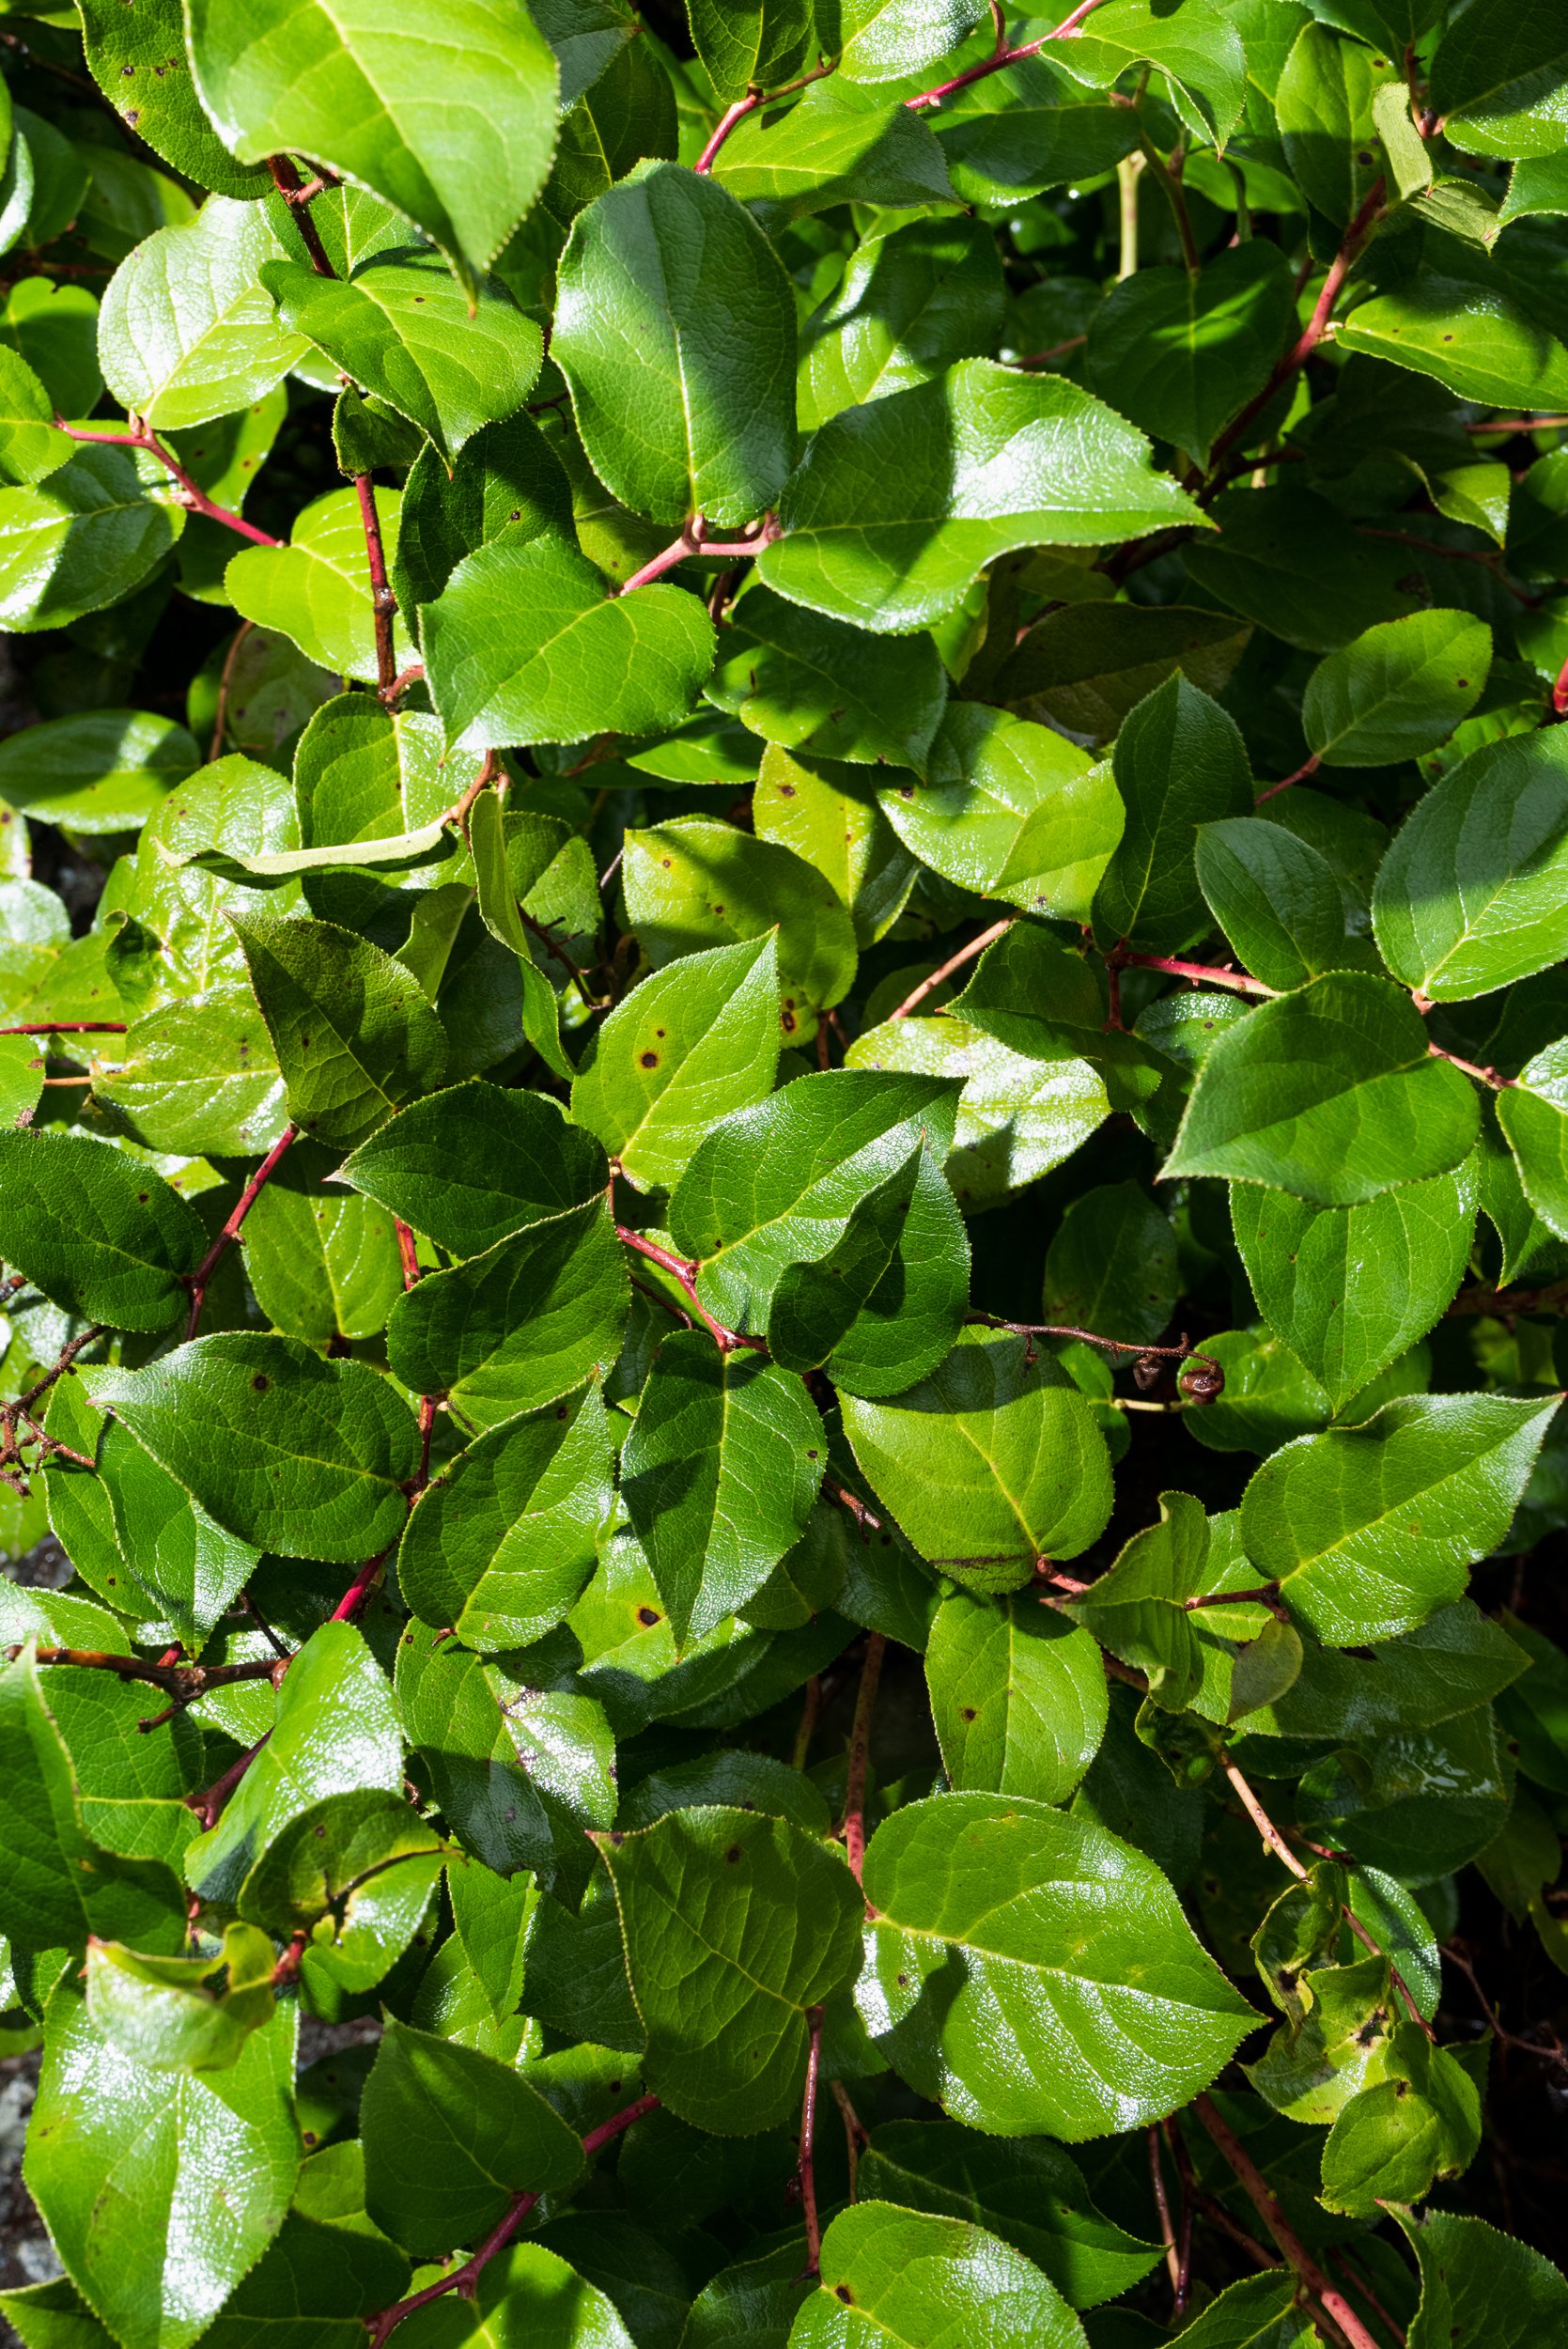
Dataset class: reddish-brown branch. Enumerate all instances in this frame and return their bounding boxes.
[14,1646,287,1700]
[1115,948,1276,998]
[1427,1040,1514,1090]
[615,1223,765,1356]
[903,0,1109,112]
[1149,2125,1180,2306]
[354,473,399,696]
[330,1541,396,1626]
[55,418,282,547]
[693,53,843,175]
[1202,176,1388,486]
[1554,648,1568,721]
[186,1123,300,1339]
[841,1632,887,1888]
[798,2005,825,2278]
[1447,1275,1568,1318]
[364,2094,660,2346]
[267,153,335,277]
[0,1022,126,1037]
[380,660,425,707]
[186,1732,272,1831]
[1194,2096,1379,2349]
[617,510,782,596]
[888,917,1015,1020]
[831,2078,868,2202]
[1255,751,1321,803]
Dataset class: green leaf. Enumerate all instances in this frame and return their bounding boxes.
[574,923,783,1186]
[1165,972,1481,1205]
[92,993,287,1159]
[542,30,679,228]
[339,1081,607,1256]
[791,2201,1086,2349]
[934,57,1141,210]
[1431,0,1568,161]
[1066,1491,1211,1708]
[668,1066,962,1330]
[233,911,448,1149]
[707,583,948,773]
[1182,486,1417,653]
[399,1385,612,1648]
[1304,610,1494,768]
[758,360,1203,634]
[98,197,304,431]
[621,818,856,1045]
[1043,1180,1177,1348]
[995,603,1252,749]
[77,0,271,198]
[926,1590,1108,1804]
[0,344,72,486]
[1393,2207,1568,2347]
[1338,267,1568,412]
[754,747,919,947]
[841,1328,1113,1591]
[1320,2028,1482,2217]
[184,0,560,293]
[880,702,1122,922]
[1195,817,1357,993]
[1055,0,1248,148]
[384,1196,629,1431]
[424,536,716,751]
[687,0,813,104]
[263,254,543,467]
[854,2121,1160,2310]
[241,1180,403,1344]
[857,1793,1257,2137]
[1085,243,1296,467]
[0,443,182,634]
[0,709,196,836]
[1090,673,1253,954]
[393,411,572,617]
[1498,1039,1568,1237]
[800,219,1005,431]
[1232,1160,1478,1410]
[554,162,796,530]
[621,1330,825,1644]
[0,1129,204,1330]
[1276,21,1391,227]
[836,0,989,82]
[365,2241,640,2348]
[241,1789,443,2000]
[1238,1392,1560,1644]
[1299,1706,1516,1884]
[91,1333,419,1563]
[24,1987,299,2349]
[1373,728,1568,1003]
[711,83,957,224]
[362,2018,584,2259]
[84,1924,277,2076]
[594,1804,862,2133]
[225,486,416,685]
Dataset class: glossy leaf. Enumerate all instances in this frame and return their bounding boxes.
[1302,610,1493,768]
[791,2201,1085,2349]
[926,1590,1108,1803]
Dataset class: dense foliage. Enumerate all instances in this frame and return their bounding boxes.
[1,0,1568,2342]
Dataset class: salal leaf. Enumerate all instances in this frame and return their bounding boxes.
[241,1182,402,1345]
[240,1789,443,2001]
[91,1334,419,1563]
[836,0,990,82]
[1303,610,1493,767]
[1320,2030,1482,2217]
[935,56,1141,209]
[1043,1180,1177,1348]
[754,747,919,948]
[1054,0,1248,147]
[880,703,1122,922]
[996,602,1252,748]
[23,1988,298,2349]
[399,1385,613,1649]
[1498,1040,1568,1237]
[1195,817,1357,992]
[393,412,572,616]
[757,360,1203,634]
[1066,1492,1210,1710]
[84,1924,277,2077]
[1181,485,1416,654]
[384,1196,629,1432]
[423,537,715,751]
[396,1636,553,1878]
[667,1066,961,1330]
[855,2121,1161,2310]
[542,24,679,228]
[0,708,195,835]
[926,1590,1108,1805]
[232,911,447,1149]
[98,196,304,430]
[1086,242,1296,466]
[594,1805,862,2133]
[800,218,1005,431]
[0,1129,203,1329]
[1276,20,1391,226]
[841,1328,1113,1593]
[792,2202,1085,2349]
[362,2019,584,2259]
[707,583,947,773]
[857,1793,1257,2138]
[1165,972,1480,1206]
[687,0,813,102]
[621,1330,824,1645]
[1373,728,1568,1003]
[572,933,781,1190]
[184,0,560,293]
[768,1140,969,1400]
[78,0,268,197]
[621,817,856,1047]
[338,1081,606,1256]
[1338,266,1568,411]
[1430,0,1568,160]
[1232,1162,1479,1412]
[0,443,182,633]
[226,486,416,685]
[1392,2206,1568,2347]
[711,82,957,224]
[1238,1392,1560,1644]
[0,343,70,486]
[263,254,543,467]
[1090,673,1253,954]
[359,2240,637,2349]
[555,162,796,530]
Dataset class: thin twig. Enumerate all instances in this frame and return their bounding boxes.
[615,1221,764,1357]
[902,0,1109,113]
[841,1633,887,1889]
[888,918,1014,1019]
[186,1733,272,1831]
[693,53,843,174]
[353,473,398,696]
[56,418,282,547]
[210,619,256,761]
[267,153,335,277]
[1192,2094,1379,2349]
[617,510,781,596]
[831,2078,867,2201]
[186,1123,299,1339]
[1149,2125,1181,2306]
[798,2006,825,2278]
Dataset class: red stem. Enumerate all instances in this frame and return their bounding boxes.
[364,2095,659,2347]
[841,1632,887,1889]
[693,53,844,176]
[56,419,282,547]
[903,0,1108,112]
[1192,2095,1380,2349]
[615,1224,765,1356]
[798,2006,824,2278]
[1428,1041,1513,1090]
[354,473,398,695]
[1554,649,1568,719]
[1118,950,1275,998]
[888,917,1015,1019]
[1255,751,1321,803]
[0,1021,126,1036]
[267,153,335,278]
[330,1542,396,1626]
[617,511,780,597]
[185,1123,299,1340]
